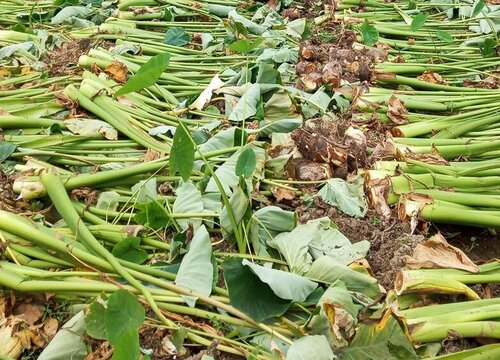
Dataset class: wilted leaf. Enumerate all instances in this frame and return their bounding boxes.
[51,6,92,25]
[115,53,171,96]
[38,311,87,360]
[223,258,291,322]
[387,95,409,125]
[131,178,157,204]
[105,61,128,83]
[316,179,368,218]
[287,335,335,360]
[228,84,261,122]
[65,119,118,140]
[0,141,16,163]
[404,233,479,272]
[243,259,317,301]
[96,191,120,212]
[190,75,224,110]
[337,316,417,360]
[173,181,204,230]
[175,226,213,306]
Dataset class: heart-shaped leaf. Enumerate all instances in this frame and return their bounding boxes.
[170,125,195,182]
[235,147,256,178]
[164,27,190,46]
[360,19,379,46]
[411,12,427,32]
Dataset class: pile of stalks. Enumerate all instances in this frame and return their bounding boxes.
[1,0,500,359]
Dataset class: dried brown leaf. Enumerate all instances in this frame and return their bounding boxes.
[387,95,409,125]
[104,61,128,83]
[404,233,479,272]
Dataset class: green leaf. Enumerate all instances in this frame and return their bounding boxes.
[411,12,428,32]
[228,84,261,122]
[472,0,485,17]
[115,52,171,96]
[111,328,140,360]
[173,180,204,230]
[360,19,379,46]
[170,125,195,182]
[51,6,92,25]
[65,118,117,140]
[228,38,264,54]
[220,185,249,237]
[436,30,453,43]
[105,290,144,345]
[480,38,497,57]
[85,301,107,340]
[0,141,16,163]
[316,179,368,218]
[243,259,317,301]
[337,316,418,360]
[223,258,291,322]
[163,27,190,46]
[287,335,335,360]
[134,200,170,229]
[175,226,214,307]
[307,256,380,299]
[235,147,257,178]
[111,237,148,264]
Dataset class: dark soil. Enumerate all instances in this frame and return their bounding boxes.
[44,39,94,76]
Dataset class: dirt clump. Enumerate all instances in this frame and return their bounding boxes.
[44,39,93,76]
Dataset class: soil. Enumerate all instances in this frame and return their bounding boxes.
[44,39,94,76]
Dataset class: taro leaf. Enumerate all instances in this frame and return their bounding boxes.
[85,301,107,340]
[273,222,315,275]
[170,125,195,182]
[65,118,118,140]
[316,178,368,218]
[105,290,144,345]
[112,237,148,264]
[131,178,157,204]
[287,335,335,360]
[0,141,16,163]
[286,18,309,39]
[307,256,380,299]
[51,6,92,25]
[173,180,204,230]
[115,52,171,96]
[436,30,453,43]
[112,328,140,360]
[249,206,296,256]
[411,12,428,32]
[164,27,190,46]
[223,258,291,322]
[480,38,497,57]
[228,84,261,122]
[235,147,257,178]
[472,0,485,17]
[337,316,418,360]
[243,259,317,301]
[38,311,87,360]
[206,144,265,196]
[0,42,34,59]
[256,61,281,84]
[220,186,249,237]
[134,200,170,229]
[228,38,264,54]
[302,88,331,119]
[175,226,213,307]
[360,19,379,46]
[96,191,120,212]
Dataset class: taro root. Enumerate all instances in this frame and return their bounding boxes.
[287,158,332,181]
[299,73,323,92]
[296,61,318,75]
[291,126,348,167]
[300,45,317,60]
[321,62,342,88]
